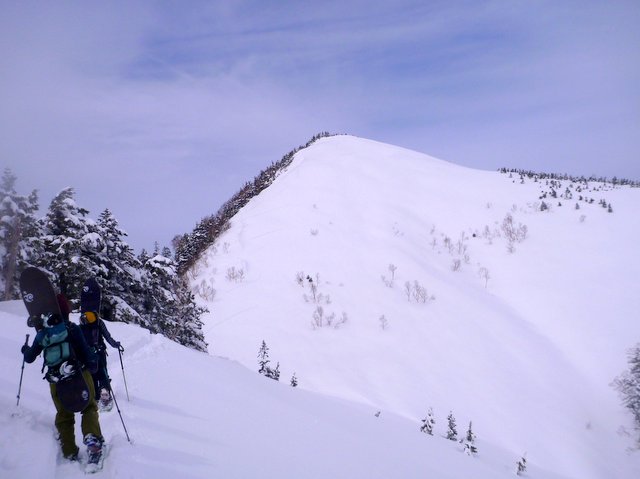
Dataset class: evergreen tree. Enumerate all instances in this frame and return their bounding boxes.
[290,373,298,387]
[613,343,640,447]
[268,362,281,381]
[38,187,100,302]
[446,412,458,441]
[96,208,144,321]
[463,421,478,455]
[0,169,40,299]
[420,407,435,435]
[516,454,527,476]
[258,340,270,375]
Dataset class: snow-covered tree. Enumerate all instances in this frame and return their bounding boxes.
[258,340,271,375]
[420,407,435,435]
[290,373,298,387]
[95,208,144,320]
[38,187,101,303]
[446,412,458,441]
[463,421,478,455]
[257,340,280,380]
[0,169,40,299]
[613,343,640,447]
[516,454,527,475]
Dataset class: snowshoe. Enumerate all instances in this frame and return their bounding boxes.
[83,434,105,474]
[98,388,114,412]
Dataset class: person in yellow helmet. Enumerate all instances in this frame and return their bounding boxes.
[79,310,123,411]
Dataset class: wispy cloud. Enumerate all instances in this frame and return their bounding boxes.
[1,1,638,249]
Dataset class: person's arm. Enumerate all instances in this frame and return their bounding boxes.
[21,333,44,363]
[99,320,122,350]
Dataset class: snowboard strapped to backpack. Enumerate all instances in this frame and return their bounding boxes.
[20,267,91,412]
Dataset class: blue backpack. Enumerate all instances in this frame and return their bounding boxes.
[40,322,79,383]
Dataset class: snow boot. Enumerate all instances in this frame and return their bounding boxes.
[98,388,114,412]
[84,433,104,473]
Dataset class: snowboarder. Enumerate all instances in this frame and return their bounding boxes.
[21,306,105,465]
[80,309,123,412]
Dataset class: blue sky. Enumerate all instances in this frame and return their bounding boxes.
[1,1,638,251]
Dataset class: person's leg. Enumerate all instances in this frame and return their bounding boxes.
[50,382,78,458]
[80,370,103,439]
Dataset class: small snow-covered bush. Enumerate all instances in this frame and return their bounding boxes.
[226,266,245,282]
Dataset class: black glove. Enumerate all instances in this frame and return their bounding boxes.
[21,344,29,355]
[116,342,124,352]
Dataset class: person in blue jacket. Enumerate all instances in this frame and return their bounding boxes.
[21,309,105,461]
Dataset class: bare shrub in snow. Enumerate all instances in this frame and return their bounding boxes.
[502,214,527,243]
[478,267,490,288]
[311,307,347,329]
[302,273,331,305]
[310,228,319,236]
[226,266,245,282]
[222,242,230,254]
[381,263,397,288]
[451,259,462,272]
[187,262,202,280]
[404,281,412,301]
[379,315,388,330]
[195,279,217,301]
[405,281,433,303]
[580,215,587,223]
[443,236,454,254]
[295,271,305,287]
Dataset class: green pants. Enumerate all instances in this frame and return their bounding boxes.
[50,369,102,457]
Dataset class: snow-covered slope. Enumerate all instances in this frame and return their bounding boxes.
[1,301,563,479]
[189,135,640,478]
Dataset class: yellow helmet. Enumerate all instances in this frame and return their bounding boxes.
[83,311,98,324]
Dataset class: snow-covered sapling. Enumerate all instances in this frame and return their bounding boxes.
[463,421,478,455]
[516,454,527,476]
[420,407,435,435]
[258,340,270,375]
[446,412,458,441]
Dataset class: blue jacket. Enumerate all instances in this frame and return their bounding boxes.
[23,322,98,374]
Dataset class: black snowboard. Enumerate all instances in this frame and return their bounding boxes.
[19,267,61,322]
[56,371,91,413]
[80,278,101,314]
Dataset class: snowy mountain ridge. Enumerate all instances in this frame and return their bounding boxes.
[188,135,640,478]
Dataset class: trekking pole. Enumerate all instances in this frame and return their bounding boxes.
[16,334,30,406]
[118,348,130,401]
[110,387,131,443]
